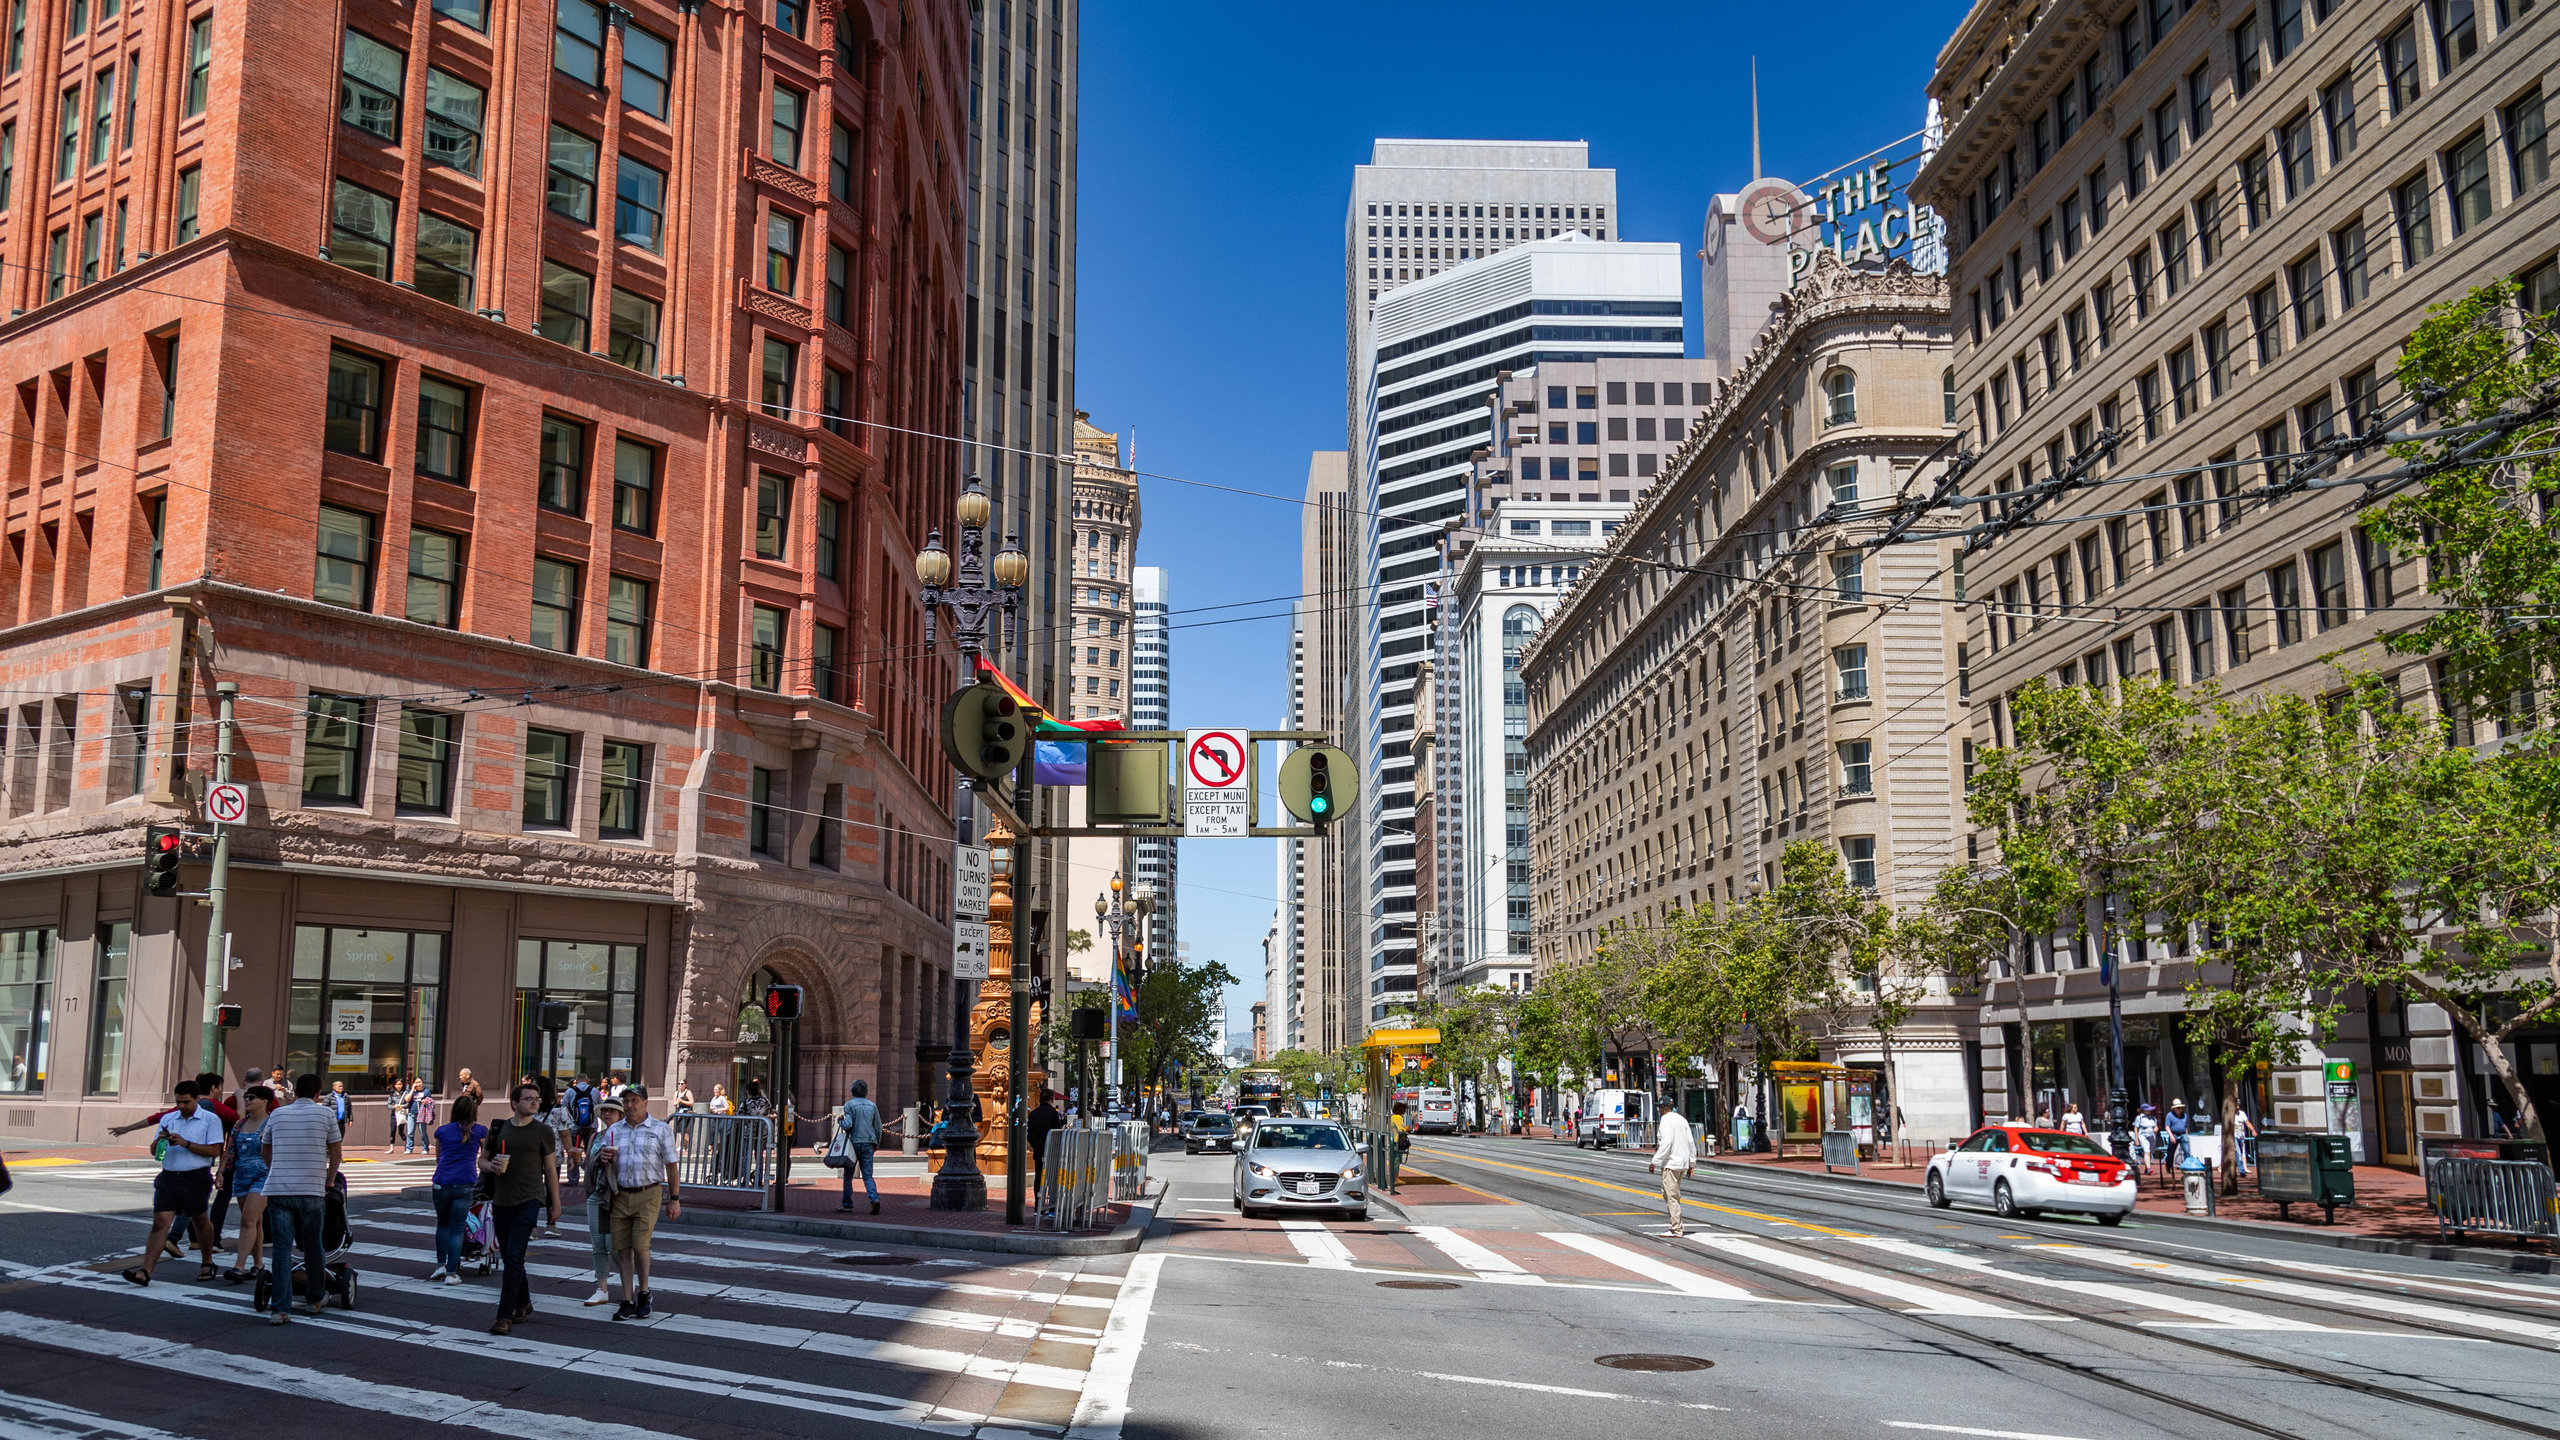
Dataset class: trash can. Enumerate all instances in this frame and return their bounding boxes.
[2181,1156,2216,1215]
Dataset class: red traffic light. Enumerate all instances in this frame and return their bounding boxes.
[143,825,186,898]
[762,983,804,1022]
[215,1004,243,1029]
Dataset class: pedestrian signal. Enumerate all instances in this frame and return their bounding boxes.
[763,983,804,1022]
[143,825,185,897]
[538,1000,573,1033]
[1276,744,1355,827]
[940,683,1029,784]
[215,1004,243,1029]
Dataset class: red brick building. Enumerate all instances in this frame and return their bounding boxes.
[0,0,975,1142]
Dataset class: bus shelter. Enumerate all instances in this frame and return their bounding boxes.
[1769,1061,1887,1159]
[1362,1028,1442,1128]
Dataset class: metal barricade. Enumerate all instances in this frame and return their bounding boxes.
[1821,1128,1861,1176]
[1112,1121,1151,1200]
[2429,1156,2559,1243]
[670,1113,776,1210]
[1036,1126,1120,1232]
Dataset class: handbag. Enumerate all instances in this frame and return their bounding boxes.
[823,1113,853,1169]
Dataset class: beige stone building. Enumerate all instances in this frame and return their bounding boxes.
[1519,253,1974,1137]
[1915,0,2558,1158]
[1059,416,1137,979]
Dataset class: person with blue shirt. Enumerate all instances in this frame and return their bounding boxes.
[835,1080,882,1214]
[426,1093,486,1284]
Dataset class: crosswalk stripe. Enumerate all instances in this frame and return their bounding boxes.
[1846,1238,2323,1331]
[1407,1226,1543,1284]
[1685,1235,2038,1317]
[2238,1251,2560,1308]
[0,1310,671,1440]
[20,1269,1042,1434]
[0,1389,197,1440]
[2045,1245,2560,1346]
[1541,1233,1758,1299]
[647,1310,1090,1391]
[1277,1221,1354,1269]
[366,1205,1098,1285]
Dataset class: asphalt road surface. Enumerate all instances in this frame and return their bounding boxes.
[1124,1132,2560,1440]
[9,1136,2560,1440]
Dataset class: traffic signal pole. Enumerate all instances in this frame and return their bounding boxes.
[196,680,238,1075]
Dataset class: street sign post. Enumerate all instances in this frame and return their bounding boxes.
[206,782,248,825]
[954,844,991,920]
[953,920,991,980]
[1182,728,1249,837]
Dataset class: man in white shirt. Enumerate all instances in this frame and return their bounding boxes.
[595,1084,682,1320]
[122,1081,225,1286]
[1648,1107,1699,1238]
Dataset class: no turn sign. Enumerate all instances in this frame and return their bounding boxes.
[206,782,248,825]
[1182,729,1250,838]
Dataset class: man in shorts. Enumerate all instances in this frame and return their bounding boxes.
[123,1081,225,1285]
[595,1084,682,1320]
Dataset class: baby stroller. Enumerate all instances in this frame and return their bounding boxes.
[459,1194,496,1275]
[253,1171,360,1313]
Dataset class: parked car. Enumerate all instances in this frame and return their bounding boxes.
[1926,1124,2136,1224]
[1233,1119,1367,1220]
[1186,1111,1238,1155]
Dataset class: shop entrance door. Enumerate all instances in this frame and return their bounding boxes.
[2378,1071,2416,1168]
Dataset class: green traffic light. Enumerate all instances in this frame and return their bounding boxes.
[1310,794,1330,816]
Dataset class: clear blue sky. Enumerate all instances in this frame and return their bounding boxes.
[1074,1,1963,1042]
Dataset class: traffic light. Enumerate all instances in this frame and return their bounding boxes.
[940,683,1029,784]
[215,1004,243,1030]
[762,983,804,1022]
[143,825,185,898]
[1276,745,1356,826]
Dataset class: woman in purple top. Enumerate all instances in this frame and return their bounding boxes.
[427,1093,486,1283]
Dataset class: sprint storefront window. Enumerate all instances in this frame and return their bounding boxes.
[515,938,641,1083]
[288,925,445,1093]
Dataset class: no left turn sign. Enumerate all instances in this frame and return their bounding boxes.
[1182,728,1250,837]
[206,782,248,825]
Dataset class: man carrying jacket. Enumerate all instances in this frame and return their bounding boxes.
[1649,1108,1699,1238]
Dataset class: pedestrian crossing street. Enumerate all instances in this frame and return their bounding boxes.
[1162,1208,2560,1345]
[0,1201,1140,1440]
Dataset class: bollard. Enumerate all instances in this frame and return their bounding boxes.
[902,1104,920,1156]
[2181,1157,2216,1215]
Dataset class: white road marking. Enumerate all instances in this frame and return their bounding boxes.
[2218,1250,2560,1308]
[1408,1226,1543,1284]
[2047,1245,2560,1347]
[0,1389,202,1440]
[1066,1252,1163,1440]
[350,1233,1112,1310]
[0,1312,675,1440]
[1542,1232,1757,1299]
[1687,1235,2040,1318]
[647,1311,1089,1391]
[1886,1424,2100,1440]
[1849,1238,2325,1331]
[1276,1221,1355,1269]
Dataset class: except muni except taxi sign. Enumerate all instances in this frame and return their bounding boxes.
[1182,728,1249,838]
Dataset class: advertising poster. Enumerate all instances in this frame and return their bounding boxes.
[328,998,371,1071]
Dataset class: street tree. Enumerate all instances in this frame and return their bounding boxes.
[1121,956,1240,1108]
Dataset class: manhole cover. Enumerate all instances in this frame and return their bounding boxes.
[1595,1354,1714,1373]
[834,1253,924,1266]
[1376,1279,1461,1290]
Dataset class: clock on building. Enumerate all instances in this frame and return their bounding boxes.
[1737,178,1810,246]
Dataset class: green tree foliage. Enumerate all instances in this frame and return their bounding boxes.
[1122,956,1240,1106]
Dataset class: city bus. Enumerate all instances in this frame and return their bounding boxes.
[1237,1068,1284,1111]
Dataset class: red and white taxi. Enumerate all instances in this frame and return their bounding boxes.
[1925,1124,2136,1225]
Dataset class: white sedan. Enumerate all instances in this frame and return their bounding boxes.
[1926,1123,2137,1224]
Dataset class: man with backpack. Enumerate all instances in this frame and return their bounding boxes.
[567,1074,598,1153]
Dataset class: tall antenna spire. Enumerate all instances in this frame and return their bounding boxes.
[1750,58,1763,180]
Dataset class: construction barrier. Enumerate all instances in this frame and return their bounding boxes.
[2428,1156,2558,1243]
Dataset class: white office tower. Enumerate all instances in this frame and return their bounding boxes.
[1353,236,1686,1025]
[1130,567,1177,965]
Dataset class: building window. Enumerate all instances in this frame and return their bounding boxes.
[424,69,483,175]
[613,438,656,532]
[324,348,384,458]
[530,557,579,652]
[750,605,786,691]
[512,938,641,1089]
[2279,111,2315,199]
[2509,89,2550,196]
[605,575,651,667]
[607,289,659,373]
[184,13,212,116]
[1840,836,1877,891]
[2320,74,2360,164]
[598,742,646,837]
[2357,526,2397,609]
[816,495,842,580]
[755,472,791,559]
[749,768,780,853]
[523,728,573,828]
[2287,252,2328,339]
[328,179,396,280]
[414,214,477,309]
[2431,0,2478,74]
[765,211,801,292]
[2446,131,2492,234]
[86,922,129,1095]
[287,925,445,1092]
[0,928,53,1093]
[2381,21,2420,113]
[2269,560,2304,646]
[2333,221,2370,310]
[826,244,850,326]
[1822,369,1856,426]
[539,416,586,513]
[397,710,456,813]
[776,0,807,37]
[2393,173,2437,266]
[830,121,858,202]
[312,506,378,613]
[771,83,805,167]
[303,694,368,803]
[5,1,20,75]
[434,0,488,30]
[538,261,592,348]
[615,155,664,250]
[0,123,16,210]
[339,30,402,141]
[1834,644,1869,700]
[547,125,599,221]
[554,0,606,86]
[78,212,101,287]
[2310,540,2351,630]
[89,67,112,167]
[410,377,470,486]
[622,24,671,119]
[821,366,851,438]
[1838,740,1874,797]
[405,526,461,627]
[813,623,842,704]
[1831,552,1864,601]
[174,165,201,243]
[761,337,796,418]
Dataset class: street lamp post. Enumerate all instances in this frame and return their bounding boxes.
[915,475,1029,1213]
[1097,878,1124,1118]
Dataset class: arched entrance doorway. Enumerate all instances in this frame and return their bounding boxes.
[732,964,797,1104]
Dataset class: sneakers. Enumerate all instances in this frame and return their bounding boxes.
[443,1273,462,1287]
[425,1267,447,1283]
[487,1318,511,1336]
[585,1285,611,1307]
[611,1300,637,1322]
[637,1291,652,1319]
[268,1311,292,1327]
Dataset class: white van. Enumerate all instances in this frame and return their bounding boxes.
[1412,1087,1459,1134]
[1575,1089,1653,1149]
